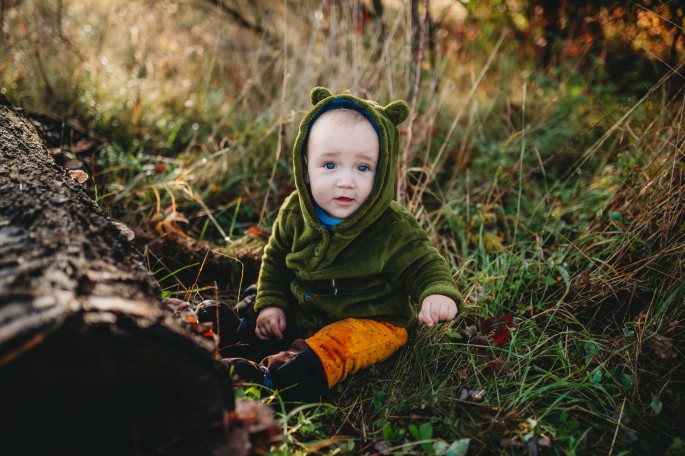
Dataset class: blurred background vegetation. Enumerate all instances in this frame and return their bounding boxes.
[1,0,684,454]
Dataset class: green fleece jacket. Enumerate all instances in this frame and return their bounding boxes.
[254,87,460,330]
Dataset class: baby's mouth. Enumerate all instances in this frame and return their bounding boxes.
[335,197,354,204]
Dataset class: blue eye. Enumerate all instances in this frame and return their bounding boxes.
[358,164,370,172]
[324,162,336,170]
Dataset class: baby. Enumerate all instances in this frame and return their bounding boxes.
[204,87,459,403]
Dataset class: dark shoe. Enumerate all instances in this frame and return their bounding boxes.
[222,358,273,388]
[235,284,258,321]
[223,340,329,404]
[196,300,241,348]
[262,340,329,403]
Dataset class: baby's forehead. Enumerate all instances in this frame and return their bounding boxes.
[311,108,371,127]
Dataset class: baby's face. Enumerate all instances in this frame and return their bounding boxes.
[306,114,379,220]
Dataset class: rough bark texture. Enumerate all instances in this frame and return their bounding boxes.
[0,104,234,455]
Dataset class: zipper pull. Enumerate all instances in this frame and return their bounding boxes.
[332,278,338,295]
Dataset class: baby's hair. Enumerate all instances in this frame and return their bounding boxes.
[315,108,367,126]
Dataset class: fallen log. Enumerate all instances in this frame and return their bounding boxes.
[0,103,234,455]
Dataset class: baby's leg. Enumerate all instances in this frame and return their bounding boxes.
[223,320,406,403]
[305,318,408,389]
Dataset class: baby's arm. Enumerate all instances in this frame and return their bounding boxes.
[255,307,287,340]
[418,294,458,327]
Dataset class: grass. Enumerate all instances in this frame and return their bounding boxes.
[2,1,684,454]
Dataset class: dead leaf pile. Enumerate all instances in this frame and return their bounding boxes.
[226,399,282,456]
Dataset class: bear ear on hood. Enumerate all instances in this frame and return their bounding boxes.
[382,100,409,125]
[310,87,333,105]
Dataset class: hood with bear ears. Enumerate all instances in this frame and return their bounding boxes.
[293,86,409,236]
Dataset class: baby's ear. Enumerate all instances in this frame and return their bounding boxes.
[310,87,333,105]
[383,100,409,125]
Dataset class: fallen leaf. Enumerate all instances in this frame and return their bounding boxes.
[245,226,261,235]
[482,232,505,252]
[574,268,591,290]
[459,388,486,402]
[65,159,83,169]
[445,438,470,456]
[464,282,494,305]
[537,434,553,447]
[460,325,478,340]
[666,320,680,334]
[373,441,393,455]
[486,359,511,375]
[647,334,675,359]
[471,389,485,402]
[481,314,514,345]
[471,335,490,346]
[69,169,89,184]
[71,139,92,152]
[231,398,276,434]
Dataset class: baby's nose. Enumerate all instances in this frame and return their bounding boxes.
[337,180,353,188]
[336,170,356,187]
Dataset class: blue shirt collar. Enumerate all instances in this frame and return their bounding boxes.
[314,204,343,231]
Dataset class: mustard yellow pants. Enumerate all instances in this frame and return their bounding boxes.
[305,318,408,389]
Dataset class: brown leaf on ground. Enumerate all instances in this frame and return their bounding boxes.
[64,159,83,169]
[460,325,478,340]
[69,169,89,184]
[231,398,274,434]
[471,335,489,346]
[464,281,494,305]
[537,434,553,447]
[227,399,283,456]
[486,358,512,375]
[666,320,680,334]
[459,388,486,402]
[372,440,393,455]
[647,334,676,359]
[71,139,93,152]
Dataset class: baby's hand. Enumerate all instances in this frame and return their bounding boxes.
[419,294,458,327]
[255,307,287,340]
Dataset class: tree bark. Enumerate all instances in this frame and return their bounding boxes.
[0,104,234,455]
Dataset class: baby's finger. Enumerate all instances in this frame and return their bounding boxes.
[447,302,458,320]
[420,307,434,326]
[269,319,283,339]
[439,302,451,321]
[430,304,443,325]
[255,325,268,340]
